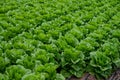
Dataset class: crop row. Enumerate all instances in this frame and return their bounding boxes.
[0,0,120,80]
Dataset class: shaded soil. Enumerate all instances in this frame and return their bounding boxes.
[66,73,96,80]
[67,69,120,80]
[108,69,120,80]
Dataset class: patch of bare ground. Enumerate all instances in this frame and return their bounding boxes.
[67,70,120,80]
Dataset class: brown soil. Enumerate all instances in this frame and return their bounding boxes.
[66,73,96,80]
[67,69,120,80]
[108,69,120,80]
